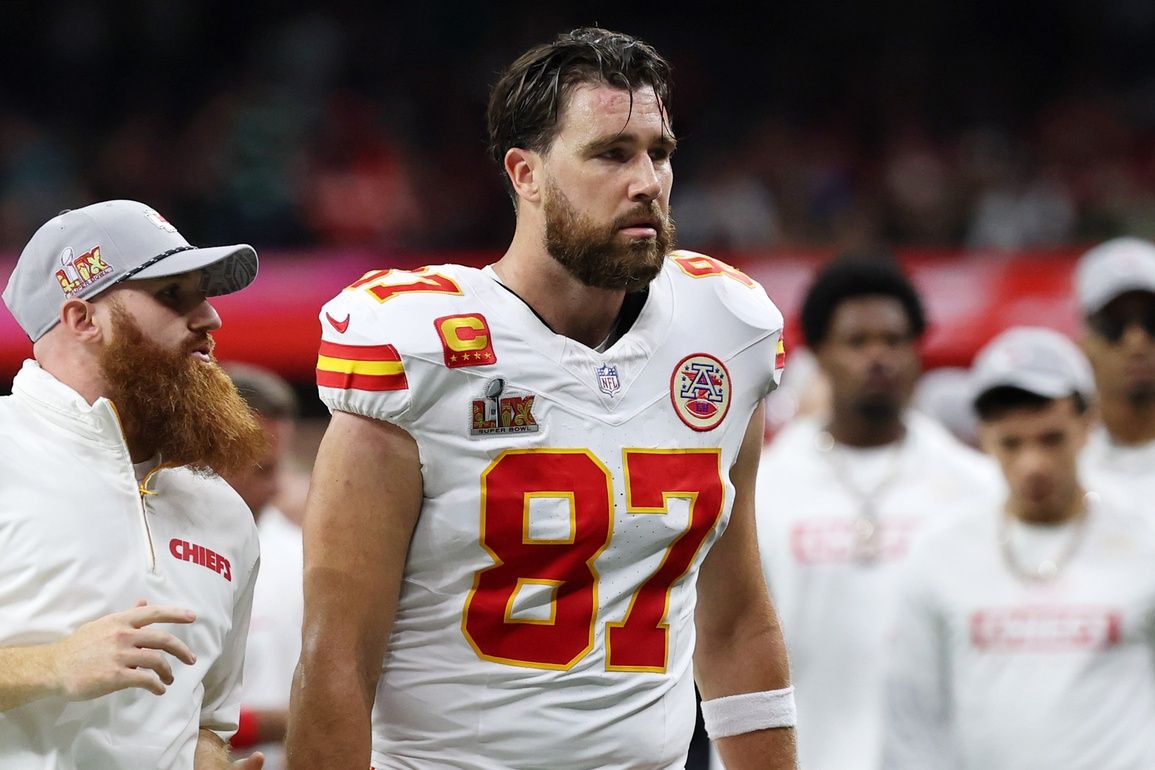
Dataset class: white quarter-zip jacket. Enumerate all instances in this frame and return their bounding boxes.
[0,360,260,770]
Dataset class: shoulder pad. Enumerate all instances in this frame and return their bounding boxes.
[665,250,784,334]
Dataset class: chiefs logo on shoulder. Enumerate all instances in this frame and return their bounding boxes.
[670,353,731,431]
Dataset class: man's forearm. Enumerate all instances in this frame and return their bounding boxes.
[715,726,798,770]
[0,644,59,712]
[696,624,797,770]
[695,620,791,698]
[285,651,375,769]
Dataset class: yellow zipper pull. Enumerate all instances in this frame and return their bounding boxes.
[138,463,175,497]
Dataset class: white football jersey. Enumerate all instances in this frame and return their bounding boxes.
[316,254,783,770]
[883,496,1155,769]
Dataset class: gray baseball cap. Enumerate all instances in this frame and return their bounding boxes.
[2,200,258,341]
[1075,237,1155,315]
[971,326,1095,405]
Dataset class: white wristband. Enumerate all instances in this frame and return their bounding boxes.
[701,686,797,738]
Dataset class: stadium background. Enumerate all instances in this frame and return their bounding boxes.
[2,0,1153,410]
[2,3,1152,767]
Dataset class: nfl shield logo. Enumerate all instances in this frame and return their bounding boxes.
[596,364,621,396]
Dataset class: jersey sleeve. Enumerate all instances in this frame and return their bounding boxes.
[315,285,415,427]
[668,250,786,400]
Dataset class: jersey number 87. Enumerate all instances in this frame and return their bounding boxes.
[462,448,724,673]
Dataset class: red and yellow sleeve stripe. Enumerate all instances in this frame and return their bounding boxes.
[316,341,408,392]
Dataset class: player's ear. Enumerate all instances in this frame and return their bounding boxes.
[504,147,542,205]
[58,298,104,344]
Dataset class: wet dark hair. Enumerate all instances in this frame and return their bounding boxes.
[487,27,673,202]
[800,257,927,348]
[974,386,1088,421]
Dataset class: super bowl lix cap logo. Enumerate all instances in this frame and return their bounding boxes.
[671,353,731,431]
[56,245,113,298]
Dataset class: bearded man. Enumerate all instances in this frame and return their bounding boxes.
[287,28,796,770]
[0,200,267,770]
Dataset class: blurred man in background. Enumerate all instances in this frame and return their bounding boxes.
[0,200,265,769]
[221,364,304,770]
[287,27,796,770]
[752,258,999,770]
[1076,237,1155,501]
[883,327,1155,769]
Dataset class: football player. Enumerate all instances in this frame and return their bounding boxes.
[286,27,796,770]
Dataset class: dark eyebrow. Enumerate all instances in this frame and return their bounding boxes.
[581,131,678,156]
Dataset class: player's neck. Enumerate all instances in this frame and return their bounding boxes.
[826,409,905,449]
[491,244,626,349]
[1099,397,1155,446]
[35,345,108,408]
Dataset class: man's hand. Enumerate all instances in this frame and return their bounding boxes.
[229,752,264,769]
[195,728,263,769]
[50,601,197,700]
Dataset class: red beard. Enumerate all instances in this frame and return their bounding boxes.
[98,303,268,476]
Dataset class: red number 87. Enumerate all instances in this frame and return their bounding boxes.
[462,448,725,672]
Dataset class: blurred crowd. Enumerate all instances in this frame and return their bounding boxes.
[4,2,1155,255]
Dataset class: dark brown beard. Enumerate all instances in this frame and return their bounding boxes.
[543,181,674,292]
[98,303,268,476]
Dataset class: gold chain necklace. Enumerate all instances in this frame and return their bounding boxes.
[816,429,906,564]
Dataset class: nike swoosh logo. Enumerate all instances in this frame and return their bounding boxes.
[326,313,350,334]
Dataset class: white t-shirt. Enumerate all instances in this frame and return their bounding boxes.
[317,254,783,769]
[1081,425,1155,509]
[751,413,1001,770]
[240,506,304,770]
[883,495,1155,769]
